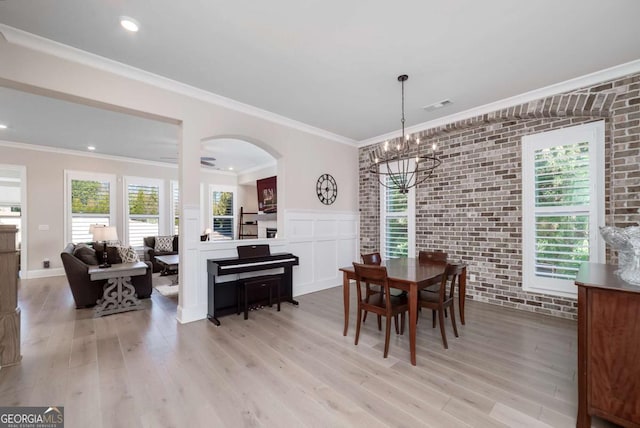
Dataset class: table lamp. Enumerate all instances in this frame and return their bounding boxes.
[92,226,118,268]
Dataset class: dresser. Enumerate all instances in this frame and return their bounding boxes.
[575,262,640,427]
[0,225,21,369]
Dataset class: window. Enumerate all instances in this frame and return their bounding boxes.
[380,175,415,259]
[65,171,116,243]
[522,121,605,297]
[171,180,179,235]
[210,185,236,240]
[125,177,164,247]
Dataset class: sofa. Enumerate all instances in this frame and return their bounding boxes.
[143,235,179,273]
[61,243,153,308]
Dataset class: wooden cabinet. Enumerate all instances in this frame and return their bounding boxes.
[0,225,21,369]
[575,263,640,427]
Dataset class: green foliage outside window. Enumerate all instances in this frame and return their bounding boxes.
[71,180,110,214]
[129,187,159,215]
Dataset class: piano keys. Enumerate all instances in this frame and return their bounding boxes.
[207,251,299,325]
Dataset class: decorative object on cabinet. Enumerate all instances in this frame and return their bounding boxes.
[600,225,640,285]
[0,225,21,369]
[575,262,640,427]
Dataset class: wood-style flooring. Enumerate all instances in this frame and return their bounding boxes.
[0,276,618,428]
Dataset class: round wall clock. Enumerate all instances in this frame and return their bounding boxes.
[316,173,337,205]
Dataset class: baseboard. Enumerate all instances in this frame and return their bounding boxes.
[294,279,340,297]
[24,268,66,279]
[176,303,208,324]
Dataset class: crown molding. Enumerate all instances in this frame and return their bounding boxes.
[0,139,182,168]
[0,24,356,147]
[358,58,640,147]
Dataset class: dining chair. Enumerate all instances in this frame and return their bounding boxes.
[360,252,382,327]
[417,263,463,349]
[353,263,409,358]
[418,250,448,264]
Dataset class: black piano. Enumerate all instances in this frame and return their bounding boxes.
[207,245,299,325]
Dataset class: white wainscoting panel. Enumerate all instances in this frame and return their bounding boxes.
[185,210,358,323]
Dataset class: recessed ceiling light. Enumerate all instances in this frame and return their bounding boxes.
[87,146,96,151]
[120,16,140,32]
[228,167,234,171]
[0,124,7,129]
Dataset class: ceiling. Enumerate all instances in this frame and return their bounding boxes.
[1,0,640,161]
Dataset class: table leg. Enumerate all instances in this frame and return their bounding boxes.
[459,266,466,325]
[409,284,417,366]
[343,271,350,336]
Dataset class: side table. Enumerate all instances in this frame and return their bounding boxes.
[89,262,148,317]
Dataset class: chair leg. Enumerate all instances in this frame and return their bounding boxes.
[400,312,406,335]
[438,309,448,349]
[377,315,382,331]
[384,316,391,358]
[450,304,459,338]
[432,309,436,328]
[355,308,363,346]
[394,315,399,335]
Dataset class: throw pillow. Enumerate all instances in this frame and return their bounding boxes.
[73,245,99,265]
[155,236,174,252]
[116,246,140,263]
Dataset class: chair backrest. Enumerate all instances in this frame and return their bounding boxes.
[353,262,393,311]
[419,250,448,264]
[437,263,464,303]
[361,252,382,265]
[237,244,270,258]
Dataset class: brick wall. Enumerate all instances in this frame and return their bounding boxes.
[358,72,640,319]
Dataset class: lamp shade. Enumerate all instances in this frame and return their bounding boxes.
[92,226,118,242]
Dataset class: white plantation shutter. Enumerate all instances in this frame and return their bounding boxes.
[211,189,235,240]
[172,181,179,235]
[380,174,415,259]
[127,181,161,247]
[523,121,604,296]
[67,173,116,244]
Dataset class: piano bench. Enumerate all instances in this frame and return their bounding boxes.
[237,275,281,320]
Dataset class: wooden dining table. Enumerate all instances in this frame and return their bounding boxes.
[339,257,467,366]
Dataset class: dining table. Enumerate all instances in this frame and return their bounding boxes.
[339,257,467,366]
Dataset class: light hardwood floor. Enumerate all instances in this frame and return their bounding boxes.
[0,276,618,428]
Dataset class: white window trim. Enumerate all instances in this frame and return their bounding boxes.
[208,184,238,240]
[123,176,166,246]
[522,120,605,298]
[379,164,416,259]
[64,170,117,244]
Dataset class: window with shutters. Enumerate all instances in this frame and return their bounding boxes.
[65,171,116,243]
[171,180,179,235]
[125,177,164,247]
[380,174,415,259]
[522,121,605,297]
[210,185,236,240]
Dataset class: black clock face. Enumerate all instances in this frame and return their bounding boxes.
[316,173,337,205]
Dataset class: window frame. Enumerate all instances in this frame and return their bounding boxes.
[522,120,605,297]
[208,184,237,241]
[123,176,166,247]
[379,165,416,260]
[64,170,117,244]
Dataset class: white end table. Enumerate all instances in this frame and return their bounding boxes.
[89,261,148,316]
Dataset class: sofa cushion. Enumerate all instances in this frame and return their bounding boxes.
[155,236,174,252]
[73,244,99,265]
[116,245,139,263]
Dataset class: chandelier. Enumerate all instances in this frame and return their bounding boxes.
[368,74,441,194]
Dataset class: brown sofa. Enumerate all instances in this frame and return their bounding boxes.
[61,243,153,308]
[143,235,178,273]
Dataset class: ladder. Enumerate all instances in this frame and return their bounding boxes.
[238,206,258,239]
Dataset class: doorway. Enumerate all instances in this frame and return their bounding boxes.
[0,164,27,277]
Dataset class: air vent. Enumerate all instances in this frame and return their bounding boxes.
[423,99,452,112]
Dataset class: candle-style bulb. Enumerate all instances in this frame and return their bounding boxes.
[432,143,437,150]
